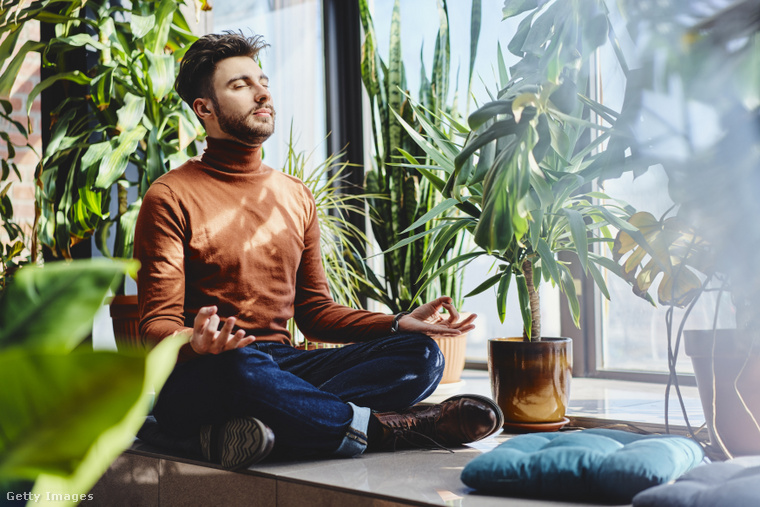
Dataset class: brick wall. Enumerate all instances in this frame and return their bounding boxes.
[1,21,42,235]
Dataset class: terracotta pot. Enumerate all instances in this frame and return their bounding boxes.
[685,329,760,456]
[109,294,142,352]
[432,333,467,384]
[488,337,572,424]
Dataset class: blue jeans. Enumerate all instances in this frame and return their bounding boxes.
[152,332,444,459]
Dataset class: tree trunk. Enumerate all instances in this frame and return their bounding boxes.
[523,258,541,341]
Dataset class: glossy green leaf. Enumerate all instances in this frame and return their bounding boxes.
[559,263,580,327]
[131,14,156,39]
[116,93,146,132]
[561,208,588,272]
[536,237,560,283]
[419,220,472,282]
[496,270,512,323]
[508,8,536,56]
[393,110,453,172]
[468,100,512,131]
[146,129,165,186]
[465,271,503,298]
[1,334,184,495]
[113,200,142,259]
[588,260,611,300]
[91,66,115,111]
[94,125,147,190]
[176,112,200,152]
[145,0,178,55]
[503,0,539,20]
[145,50,175,102]
[456,118,518,170]
[468,0,481,95]
[50,33,108,51]
[402,197,461,234]
[0,259,137,351]
[0,26,22,67]
[0,40,45,96]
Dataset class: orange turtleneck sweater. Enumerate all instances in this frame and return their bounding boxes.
[134,137,393,360]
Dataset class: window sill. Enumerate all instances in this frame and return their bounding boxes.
[442,369,705,436]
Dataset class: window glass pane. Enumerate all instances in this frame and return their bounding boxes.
[368,0,562,361]
[213,0,326,168]
[594,40,735,375]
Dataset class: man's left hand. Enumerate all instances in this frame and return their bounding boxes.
[398,296,476,336]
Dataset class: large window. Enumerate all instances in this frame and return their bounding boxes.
[592,20,736,377]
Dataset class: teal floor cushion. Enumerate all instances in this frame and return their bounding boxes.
[461,428,704,504]
[632,461,760,507]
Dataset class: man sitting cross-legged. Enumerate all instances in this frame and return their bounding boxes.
[134,31,503,469]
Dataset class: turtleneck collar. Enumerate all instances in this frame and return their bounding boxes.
[201,136,265,174]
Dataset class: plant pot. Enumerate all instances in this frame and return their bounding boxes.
[684,329,760,457]
[432,333,468,384]
[109,294,142,352]
[488,337,572,425]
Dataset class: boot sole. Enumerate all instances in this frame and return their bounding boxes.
[201,417,275,470]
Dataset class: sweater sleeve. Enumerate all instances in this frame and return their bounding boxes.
[293,190,394,342]
[133,182,197,360]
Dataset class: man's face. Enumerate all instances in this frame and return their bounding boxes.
[208,56,276,146]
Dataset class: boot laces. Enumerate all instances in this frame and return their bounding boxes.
[386,409,453,453]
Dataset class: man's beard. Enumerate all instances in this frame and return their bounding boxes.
[213,99,276,146]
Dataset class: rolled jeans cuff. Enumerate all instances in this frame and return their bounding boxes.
[332,402,370,457]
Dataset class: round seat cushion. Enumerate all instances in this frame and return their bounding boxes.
[461,428,704,503]
[633,460,760,507]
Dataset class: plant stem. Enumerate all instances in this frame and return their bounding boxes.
[523,258,541,341]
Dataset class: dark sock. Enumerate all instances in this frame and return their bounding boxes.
[366,414,386,450]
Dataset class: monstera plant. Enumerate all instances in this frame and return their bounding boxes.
[391,0,645,427]
[610,0,760,458]
[397,0,640,341]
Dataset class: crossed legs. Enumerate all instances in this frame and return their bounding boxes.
[152,332,444,459]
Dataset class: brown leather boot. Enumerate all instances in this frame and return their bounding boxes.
[372,394,504,450]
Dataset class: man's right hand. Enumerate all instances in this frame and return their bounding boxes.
[190,306,256,355]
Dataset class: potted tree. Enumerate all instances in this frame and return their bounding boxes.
[394,0,643,428]
[610,0,760,457]
[357,0,476,384]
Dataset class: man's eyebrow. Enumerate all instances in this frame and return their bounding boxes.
[226,74,269,86]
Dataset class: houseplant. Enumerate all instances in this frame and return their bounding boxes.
[280,128,376,349]
[0,0,203,263]
[610,0,760,457]
[357,0,477,383]
[394,0,642,426]
[0,98,36,291]
[0,258,184,502]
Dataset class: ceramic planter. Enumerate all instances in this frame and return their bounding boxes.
[432,333,467,384]
[684,329,760,456]
[488,337,572,425]
[109,294,142,352]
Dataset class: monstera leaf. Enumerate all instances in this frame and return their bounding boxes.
[613,212,711,307]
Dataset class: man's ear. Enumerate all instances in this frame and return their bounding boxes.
[193,98,215,122]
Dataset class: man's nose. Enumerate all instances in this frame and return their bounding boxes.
[254,83,270,103]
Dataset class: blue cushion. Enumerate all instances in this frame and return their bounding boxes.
[461,428,704,503]
[633,462,760,507]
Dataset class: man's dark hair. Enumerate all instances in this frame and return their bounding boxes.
[175,31,269,108]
